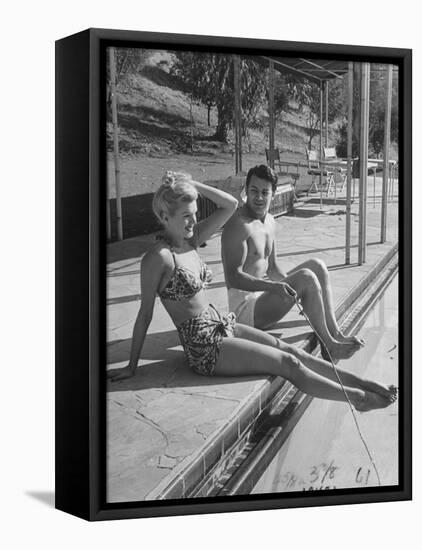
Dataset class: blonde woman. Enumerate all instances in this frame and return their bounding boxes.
[109,172,396,412]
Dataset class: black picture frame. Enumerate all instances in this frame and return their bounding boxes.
[55,27,412,521]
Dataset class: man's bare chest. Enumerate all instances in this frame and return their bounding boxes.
[247,222,274,259]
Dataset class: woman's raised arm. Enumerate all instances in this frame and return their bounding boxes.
[108,249,166,381]
[192,180,238,246]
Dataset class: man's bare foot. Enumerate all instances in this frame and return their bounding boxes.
[322,340,360,361]
[360,379,398,402]
[336,332,365,347]
[353,389,393,412]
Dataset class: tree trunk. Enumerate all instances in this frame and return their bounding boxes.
[207,104,211,126]
[215,120,228,142]
[215,104,229,142]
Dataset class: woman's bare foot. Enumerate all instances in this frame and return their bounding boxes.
[353,389,393,412]
[359,379,398,402]
[107,365,137,381]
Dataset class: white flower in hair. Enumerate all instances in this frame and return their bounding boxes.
[162,170,192,187]
[162,170,177,187]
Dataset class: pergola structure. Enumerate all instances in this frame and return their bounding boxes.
[232,55,395,266]
[109,49,395,268]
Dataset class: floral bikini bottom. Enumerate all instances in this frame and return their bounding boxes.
[176,304,236,376]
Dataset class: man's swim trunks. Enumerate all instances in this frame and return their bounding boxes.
[227,288,264,327]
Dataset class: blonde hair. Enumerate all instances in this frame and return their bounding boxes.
[152,171,198,221]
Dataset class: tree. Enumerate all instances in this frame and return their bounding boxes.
[106,48,152,111]
[368,65,399,155]
[114,48,151,83]
[171,53,268,143]
[289,76,344,149]
[335,65,399,158]
[171,52,232,141]
[266,73,289,122]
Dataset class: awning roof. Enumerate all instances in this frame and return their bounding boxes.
[261,56,349,84]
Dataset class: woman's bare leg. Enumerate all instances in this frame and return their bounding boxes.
[234,324,396,401]
[279,341,396,401]
[214,335,392,411]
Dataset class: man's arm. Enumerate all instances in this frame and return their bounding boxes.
[222,215,284,293]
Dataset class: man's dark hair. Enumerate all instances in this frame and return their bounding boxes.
[245,164,278,193]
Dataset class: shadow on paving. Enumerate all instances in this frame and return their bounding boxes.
[107,355,262,393]
[107,328,279,393]
[305,197,357,206]
[328,262,360,271]
[108,293,141,306]
[107,285,227,305]
[269,318,310,330]
[269,331,315,345]
[107,239,154,265]
[107,268,140,278]
[285,208,325,219]
[108,330,181,360]
[277,241,379,259]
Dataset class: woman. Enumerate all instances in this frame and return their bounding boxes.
[108,172,396,412]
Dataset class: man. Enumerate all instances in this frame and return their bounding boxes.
[221,164,363,360]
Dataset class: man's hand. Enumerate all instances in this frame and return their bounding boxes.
[276,282,297,299]
[107,365,137,382]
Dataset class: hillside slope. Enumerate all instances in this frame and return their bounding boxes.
[106,51,338,196]
[108,52,335,155]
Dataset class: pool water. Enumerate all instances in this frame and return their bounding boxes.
[252,276,399,493]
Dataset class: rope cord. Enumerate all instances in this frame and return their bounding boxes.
[292,296,382,486]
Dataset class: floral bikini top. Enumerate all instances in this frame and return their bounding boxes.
[159,249,213,302]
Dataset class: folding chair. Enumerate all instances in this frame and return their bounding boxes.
[323,147,347,194]
[306,149,335,195]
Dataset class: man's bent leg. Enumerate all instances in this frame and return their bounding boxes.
[288,258,339,335]
[288,258,364,346]
[253,286,296,329]
[282,268,359,360]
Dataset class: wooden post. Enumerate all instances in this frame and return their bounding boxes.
[365,66,371,249]
[358,63,370,265]
[345,62,353,265]
[381,65,393,242]
[352,63,361,201]
[109,47,123,241]
[233,55,242,174]
[268,59,275,169]
[106,199,111,241]
[189,92,194,153]
[319,82,323,209]
[233,56,239,174]
[325,80,329,147]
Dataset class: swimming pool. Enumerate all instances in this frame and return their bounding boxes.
[251,275,399,493]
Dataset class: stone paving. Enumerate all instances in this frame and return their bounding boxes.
[106,187,398,503]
